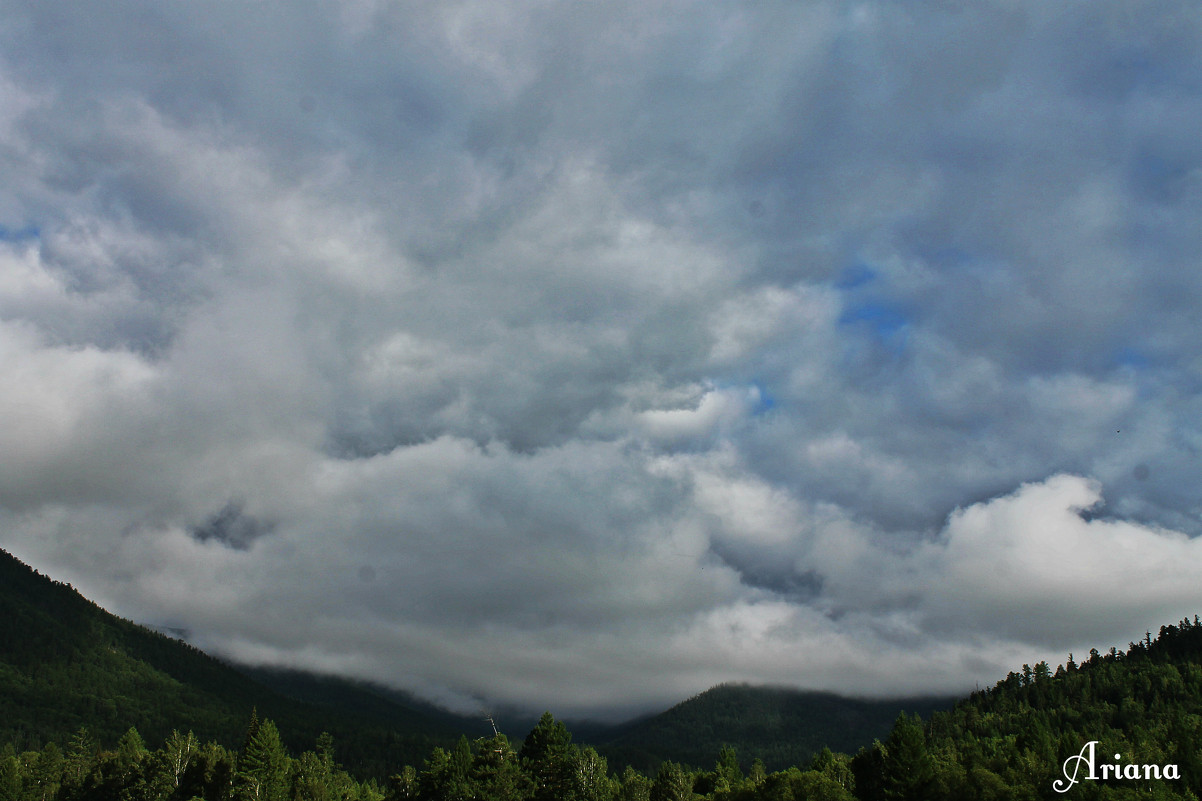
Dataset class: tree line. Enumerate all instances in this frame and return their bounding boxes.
[6,618,1202,801]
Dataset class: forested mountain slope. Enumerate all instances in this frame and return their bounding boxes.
[0,545,955,776]
[592,683,954,773]
[0,547,458,776]
[889,617,1202,800]
[8,544,1202,800]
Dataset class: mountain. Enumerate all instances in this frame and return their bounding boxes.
[7,545,1202,798]
[587,683,955,773]
[0,544,957,778]
[903,618,1202,799]
[0,547,461,777]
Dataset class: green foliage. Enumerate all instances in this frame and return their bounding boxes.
[0,754,19,801]
[596,684,953,773]
[616,766,650,801]
[469,735,530,801]
[234,720,291,801]
[649,762,694,801]
[0,548,457,777]
[880,714,934,801]
[521,714,574,801]
[6,544,1202,801]
[889,616,1202,801]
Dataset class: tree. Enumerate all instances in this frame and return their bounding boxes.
[570,747,613,801]
[649,762,693,801]
[0,755,18,801]
[28,743,62,801]
[233,720,290,801]
[521,713,573,801]
[293,752,334,801]
[61,728,95,798]
[849,741,886,801]
[383,767,417,801]
[746,759,766,788]
[180,742,235,801]
[710,746,741,799]
[416,744,470,801]
[469,734,529,801]
[615,767,649,801]
[809,746,853,793]
[881,714,936,801]
[116,729,148,773]
[162,731,199,791]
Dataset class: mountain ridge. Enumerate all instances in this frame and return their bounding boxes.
[0,546,953,773]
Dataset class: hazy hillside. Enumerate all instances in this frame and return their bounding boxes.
[5,546,1202,798]
[0,547,460,776]
[1,545,960,776]
[591,683,955,773]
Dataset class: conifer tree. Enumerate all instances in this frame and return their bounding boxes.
[28,744,61,801]
[521,713,574,801]
[571,746,613,801]
[881,714,936,801]
[0,754,18,801]
[469,734,529,801]
[233,720,290,801]
[61,728,94,796]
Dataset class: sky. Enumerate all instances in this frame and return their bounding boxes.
[2,0,1202,721]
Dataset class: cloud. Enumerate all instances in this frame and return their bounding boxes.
[918,475,1202,647]
[0,0,1201,717]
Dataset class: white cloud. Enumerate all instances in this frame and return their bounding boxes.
[919,474,1202,645]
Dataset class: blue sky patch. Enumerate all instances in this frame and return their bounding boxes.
[839,302,909,339]
[835,262,877,290]
[0,224,41,242]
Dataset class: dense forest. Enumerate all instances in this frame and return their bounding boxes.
[0,547,944,777]
[6,627,1202,801]
[4,548,1202,799]
[0,548,463,775]
[5,614,1202,801]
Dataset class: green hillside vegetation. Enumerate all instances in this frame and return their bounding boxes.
[6,546,1202,799]
[0,548,459,776]
[0,546,950,777]
[594,684,953,774]
[908,618,1202,800]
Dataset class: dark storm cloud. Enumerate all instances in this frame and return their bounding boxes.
[1,0,1201,717]
[191,502,275,551]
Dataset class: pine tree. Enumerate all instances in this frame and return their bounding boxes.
[61,728,94,797]
[469,734,529,801]
[233,720,290,801]
[28,744,61,801]
[521,713,574,801]
[0,754,18,801]
[881,714,936,801]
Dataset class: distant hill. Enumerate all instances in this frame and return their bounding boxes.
[7,543,1202,798]
[0,547,460,777]
[588,683,955,773]
[0,545,952,777]
[905,618,1202,799]
[232,664,499,738]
